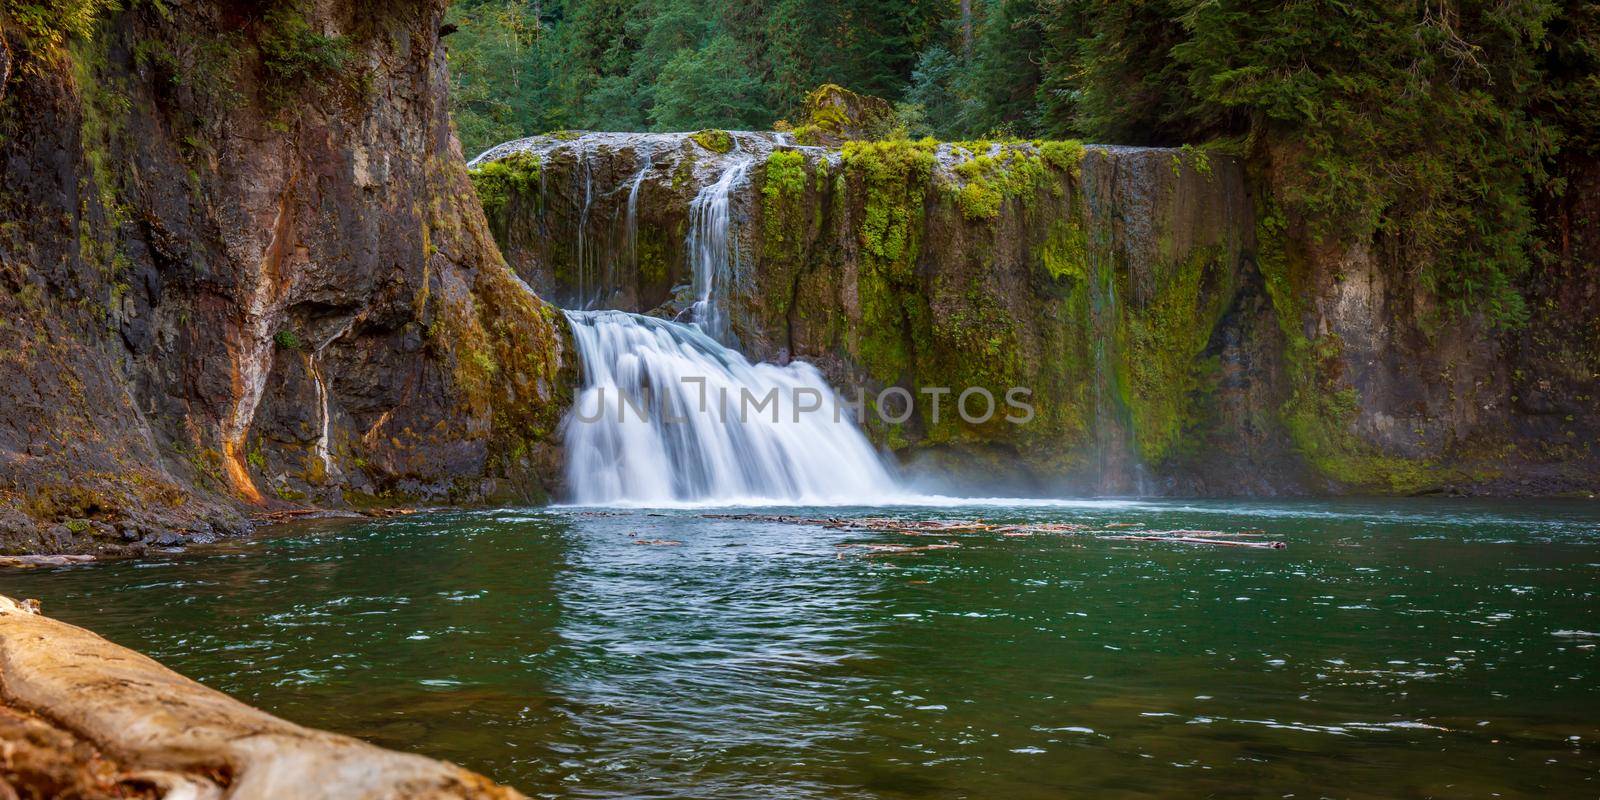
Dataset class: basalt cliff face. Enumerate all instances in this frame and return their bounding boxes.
[476,130,1599,496]
[0,1,570,555]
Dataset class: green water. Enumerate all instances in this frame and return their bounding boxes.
[4,499,1598,798]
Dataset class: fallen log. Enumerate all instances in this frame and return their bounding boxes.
[1103,535,1287,549]
[0,595,525,799]
[704,514,1283,550]
[0,554,99,569]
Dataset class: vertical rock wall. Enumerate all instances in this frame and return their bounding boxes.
[482,134,1279,494]
[0,1,570,555]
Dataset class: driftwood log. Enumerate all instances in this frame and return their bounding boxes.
[0,595,524,799]
[707,514,1287,550]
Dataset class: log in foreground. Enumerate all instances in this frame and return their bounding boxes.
[0,595,525,800]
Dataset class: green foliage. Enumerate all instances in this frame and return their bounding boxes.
[651,35,770,130]
[445,0,569,158]
[257,2,355,113]
[1,0,109,70]
[690,129,733,153]
[763,150,807,201]
[468,151,542,218]
[1168,0,1553,328]
[444,0,949,141]
[273,329,303,350]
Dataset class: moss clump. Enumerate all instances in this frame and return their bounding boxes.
[1038,140,1087,177]
[691,129,733,153]
[1040,218,1088,282]
[273,329,303,349]
[762,150,806,201]
[783,84,896,143]
[468,151,541,218]
[949,142,1080,221]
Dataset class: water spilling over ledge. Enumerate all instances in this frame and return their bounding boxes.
[563,310,897,505]
[472,130,1261,497]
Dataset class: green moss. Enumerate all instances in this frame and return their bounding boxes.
[760,150,809,261]
[246,439,267,471]
[691,129,733,153]
[957,182,1002,220]
[1120,246,1232,464]
[670,155,697,191]
[1254,202,1443,492]
[762,150,806,201]
[949,142,1079,221]
[1041,218,1088,282]
[1037,140,1087,177]
[839,138,938,383]
[273,329,303,349]
[468,151,541,218]
[841,138,936,271]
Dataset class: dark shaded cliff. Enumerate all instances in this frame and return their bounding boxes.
[477,129,1598,497]
[0,1,570,555]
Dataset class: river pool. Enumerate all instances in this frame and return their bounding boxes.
[3,499,1597,798]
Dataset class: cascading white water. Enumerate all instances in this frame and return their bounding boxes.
[476,131,903,505]
[683,153,752,343]
[622,153,651,278]
[563,310,898,505]
[575,140,597,308]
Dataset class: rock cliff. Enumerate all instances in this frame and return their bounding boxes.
[476,128,1598,496]
[0,0,570,555]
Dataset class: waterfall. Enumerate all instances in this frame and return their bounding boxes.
[562,310,898,506]
[476,131,903,505]
[575,140,597,309]
[683,152,753,341]
[622,153,651,279]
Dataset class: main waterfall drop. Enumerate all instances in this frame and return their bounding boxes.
[563,311,897,505]
[475,131,898,505]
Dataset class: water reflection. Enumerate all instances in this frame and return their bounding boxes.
[1,499,1596,798]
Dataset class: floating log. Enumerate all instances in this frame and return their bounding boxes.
[705,514,1283,549]
[0,554,99,569]
[1105,535,1287,549]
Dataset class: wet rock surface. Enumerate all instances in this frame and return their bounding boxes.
[0,1,570,554]
[477,131,1598,496]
